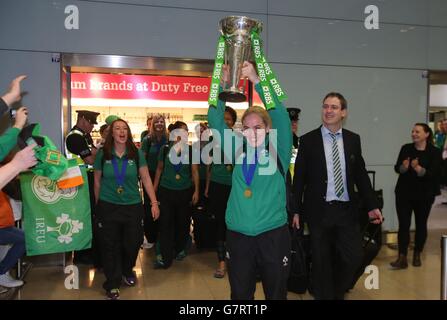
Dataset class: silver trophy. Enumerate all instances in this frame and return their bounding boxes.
[218,16,263,103]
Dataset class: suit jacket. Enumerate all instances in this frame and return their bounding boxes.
[291,126,379,226]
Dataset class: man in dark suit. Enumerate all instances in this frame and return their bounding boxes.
[291,92,383,300]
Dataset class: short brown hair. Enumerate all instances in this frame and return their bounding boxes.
[323,92,347,110]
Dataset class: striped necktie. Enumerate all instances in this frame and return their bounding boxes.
[329,132,344,198]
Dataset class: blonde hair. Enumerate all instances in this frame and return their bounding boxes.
[149,113,168,139]
[241,105,272,129]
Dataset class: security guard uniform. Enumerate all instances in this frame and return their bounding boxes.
[287,107,301,149]
[66,127,96,163]
[65,110,100,266]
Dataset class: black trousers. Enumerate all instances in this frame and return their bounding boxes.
[143,170,158,244]
[442,159,447,186]
[96,200,144,291]
[226,224,291,300]
[158,186,192,267]
[197,178,207,208]
[395,195,434,255]
[309,201,362,300]
[208,181,231,261]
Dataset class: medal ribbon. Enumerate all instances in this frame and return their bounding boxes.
[111,156,128,188]
[172,146,183,175]
[242,150,258,189]
[155,136,166,153]
[173,163,182,175]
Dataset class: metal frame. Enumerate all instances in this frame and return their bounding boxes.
[60,53,217,138]
[62,53,214,76]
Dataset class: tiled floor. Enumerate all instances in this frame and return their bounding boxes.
[4,196,447,300]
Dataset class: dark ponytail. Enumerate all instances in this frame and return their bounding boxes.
[415,123,433,145]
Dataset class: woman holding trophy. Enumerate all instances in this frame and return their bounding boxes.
[208,48,292,299]
[208,60,292,300]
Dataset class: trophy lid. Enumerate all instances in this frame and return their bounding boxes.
[219,16,263,36]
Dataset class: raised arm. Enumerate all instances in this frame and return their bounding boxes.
[207,92,235,162]
[1,75,27,112]
[241,61,292,176]
[0,107,29,162]
[0,144,37,189]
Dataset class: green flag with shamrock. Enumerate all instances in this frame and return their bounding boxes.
[20,160,92,256]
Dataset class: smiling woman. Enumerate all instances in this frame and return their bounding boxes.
[241,106,272,148]
[391,123,442,270]
[93,118,160,300]
[207,61,292,300]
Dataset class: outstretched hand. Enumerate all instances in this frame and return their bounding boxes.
[2,75,27,106]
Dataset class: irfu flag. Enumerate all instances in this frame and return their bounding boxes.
[20,162,92,256]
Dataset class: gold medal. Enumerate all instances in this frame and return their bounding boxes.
[244,188,252,198]
[175,174,181,180]
[117,186,124,194]
[226,165,233,172]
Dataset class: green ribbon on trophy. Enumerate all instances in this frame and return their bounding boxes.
[208,23,287,110]
[208,35,226,107]
[251,30,288,110]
